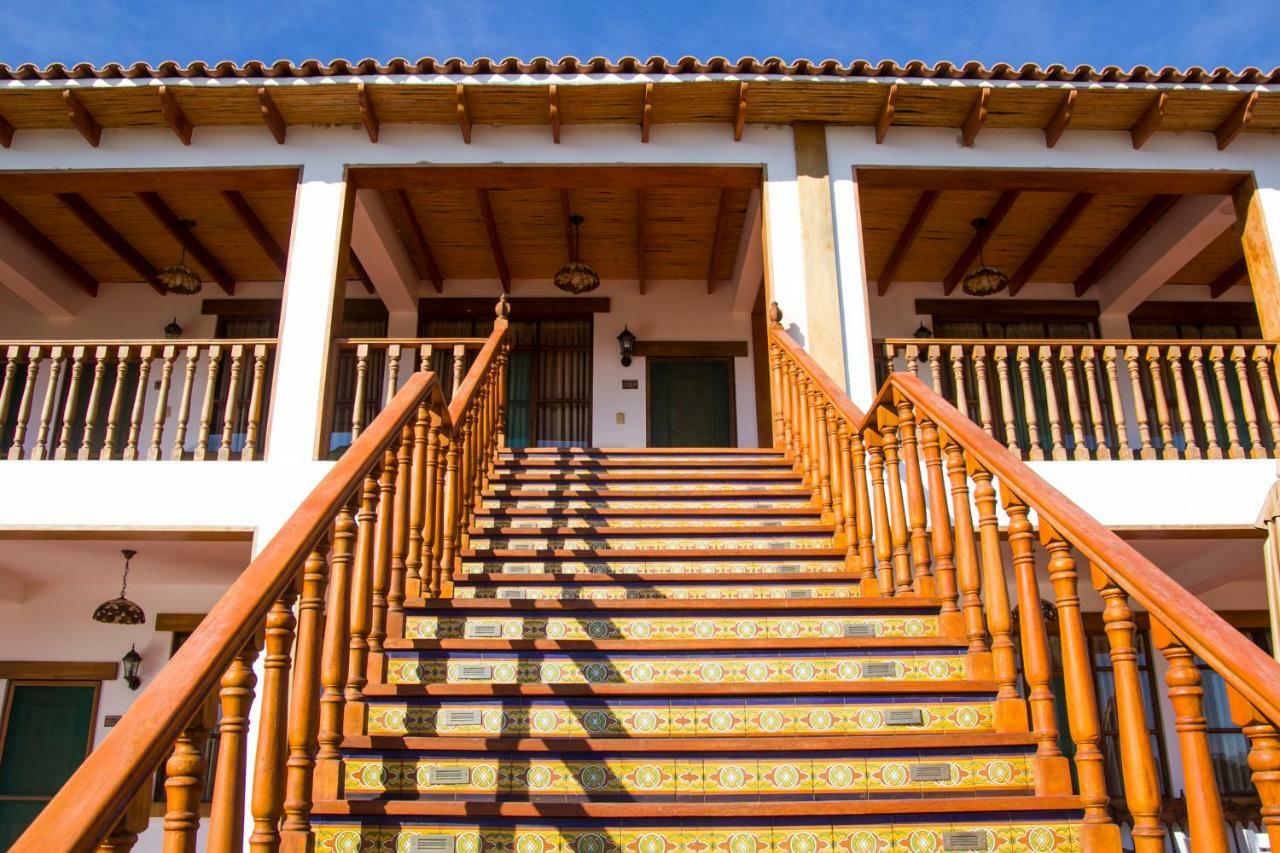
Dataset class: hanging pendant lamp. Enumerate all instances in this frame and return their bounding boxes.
[158,219,203,295]
[92,549,146,625]
[554,214,601,295]
[960,218,1009,298]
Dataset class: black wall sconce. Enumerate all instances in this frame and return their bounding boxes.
[164,318,183,339]
[617,327,636,367]
[122,644,143,690]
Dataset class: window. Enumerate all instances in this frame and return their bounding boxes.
[1193,626,1271,797]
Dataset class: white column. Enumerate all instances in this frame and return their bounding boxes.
[265,163,351,463]
[831,164,877,406]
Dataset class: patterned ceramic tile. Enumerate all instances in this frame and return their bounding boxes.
[452,583,862,601]
[489,481,793,493]
[404,614,937,642]
[481,499,814,510]
[461,560,848,576]
[467,535,835,551]
[473,517,820,529]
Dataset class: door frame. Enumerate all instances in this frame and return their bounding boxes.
[645,356,738,447]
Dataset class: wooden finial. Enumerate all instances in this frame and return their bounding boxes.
[767,301,782,325]
[495,293,511,319]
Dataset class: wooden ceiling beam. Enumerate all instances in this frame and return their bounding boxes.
[549,84,561,143]
[856,167,1244,196]
[220,190,286,277]
[137,191,236,295]
[1130,92,1167,150]
[0,197,99,296]
[1044,90,1076,148]
[62,90,101,148]
[456,84,472,144]
[0,169,299,194]
[707,188,730,294]
[875,190,938,296]
[257,87,286,144]
[560,188,574,260]
[960,88,991,147]
[641,82,653,143]
[0,110,12,148]
[158,85,192,145]
[357,82,379,143]
[1073,194,1178,296]
[352,165,762,192]
[942,191,1020,294]
[874,84,897,144]
[56,192,165,294]
[394,189,443,293]
[1215,92,1259,151]
[348,249,376,294]
[475,188,510,293]
[1007,192,1093,296]
[637,188,647,295]
[1208,258,1248,298]
[733,82,749,141]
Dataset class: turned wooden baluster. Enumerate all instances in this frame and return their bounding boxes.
[281,541,331,852]
[1252,345,1280,455]
[248,589,298,852]
[970,459,1027,730]
[917,414,957,617]
[385,343,403,402]
[850,430,877,594]
[1143,346,1177,459]
[100,345,131,459]
[1209,344,1246,458]
[428,424,446,597]
[1058,346,1090,460]
[824,405,846,539]
[1166,346,1201,459]
[315,499,357,800]
[389,423,413,618]
[162,699,217,853]
[421,416,442,595]
[31,345,65,460]
[217,344,246,461]
[878,412,913,595]
[1231,345,1265,458]
[0,348,19,448]
[7,346,42,459]
[1123,345,1157,460]
[993,346,1021,456]
[1015,346,1045,460]
[942,434,987,656]
[1189,345,1224,459]
[1079,346,1111,460]
[971,344,996,438]
[792,365,810,475]
[1037,346,1067,460]
[171,345,200,459]
[901,343,918,376]
[495,341,508,450]
[242,344,269,460]
[344,471,380,735]
[1041,526,1117,844]
[1003,487,1069,790]
[769,345,786,450]
[1099,345,1133,459]
[77,346,109,460]
[350,344,370,442]
[97,781,153,851]
[193,345,223,461]
[802,377,820,494]
[451,343,466,396]
[948,344,968,417]
[55,346,87,460]
[1228,687,1280,849]
[207,642,259,853]
[1151,620,1230,851]
[863,431,895,597]
[438,433,462,584]
[893,396,933,596]
[368,447,397,680]
[1091,570,1165,851]
[836,418,858,567]
[926,345,944,396]
[121,346,153,461]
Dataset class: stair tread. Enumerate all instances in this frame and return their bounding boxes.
[478,507,822,516]
[340,732,1037,753]
[363,680,996,697]
[469,525,837,536]
[404,596,936,611]
[463,548,845,559]
[454,571,864,584]
[483,489,813,498]
[385,637,966,651]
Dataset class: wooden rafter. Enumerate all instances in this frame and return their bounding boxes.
[549,84,561,143]
[56,192,165,294]
[1044,90,1076,148]
[641,83,654,143]
[1007,193,1093,296]
[1130,92,1167,150]
[875,190,938,296]
[733,82,749,141]
[394,189,443,293]
[475,188,510,292]
[559,189,574,260]
[960,88,991,147]
[857,167,1240,195]
[456,84,472,144]
[1215,92,1259,151]
[257,87,286,144]
[62,90,101,147]
[0,109,12,148]
[357,82,379,143]
[874,84,897,144]
[636,188,647,295]
[706,188,730,294]
[0,198,99,296]
[158,86,192,145]
[137,191,236,295]
[942,191,1020,294]
[354,165,761,192]
[1209,258,1248,298]
[220,190,286,276]
[1074,194,1178,296]
[348,249,376,294]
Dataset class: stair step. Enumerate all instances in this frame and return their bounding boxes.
[469,523,835,537]
[383,650,970,686]
[466,533,836,551]
[497,471,799,482]
[364,696,1001,738]
[459,555,848,576]
[385,637,966,652]
[476,507,822,522]
[495,461,797,473]
[406,597,927,611]
[488,483,808,496]
[455,571,862,586]
[342,732,1037,753]
[482,496,816,510]
[452,580,863,600]
[364,680,995,698]
[463,548,845,562]
[500,448,788,459]
[473,516,823,530]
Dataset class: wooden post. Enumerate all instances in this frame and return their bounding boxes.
[248,590,297,852]
[917,413,958,625]
[343,472,379,735]
[207,642,259,853]
[850,430,877,595]
[792,122,848,386]
[894,395,934,596]
[1234,178,1280,342]
[942,434,988,663]
[315,501,356,800]
[864,432,895,597]
[878,412,913,594]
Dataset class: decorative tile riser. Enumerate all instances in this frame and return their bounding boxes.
[494,467,797,476]
[499,453,790,462]
[341,752,1034,798]
[461,561,848,576]
[488,483,797,493]
[467,537,834,551]
[452,584,862,601]
[364,700,996,738]
[482,500,815,510]
[472,518,821,529]
[384,653,968,686]
[313,820,1082,852]
[403,615,938,642]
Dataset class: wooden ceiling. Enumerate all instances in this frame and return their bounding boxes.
[859,169,1251,298]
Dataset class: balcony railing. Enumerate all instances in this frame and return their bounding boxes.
[0,340,276,461]
[878,339,1280,461]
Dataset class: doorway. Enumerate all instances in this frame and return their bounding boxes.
[647,358,736,447]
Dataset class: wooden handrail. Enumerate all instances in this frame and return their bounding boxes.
[0,337,277,346]
[881,336,1268,348]
[449,314,509,428]
[335,337,489,346]
[768,314,864,427]
[874,371,1280,724]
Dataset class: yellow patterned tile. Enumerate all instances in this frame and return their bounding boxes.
[773,827,835,853]
[314,823,385,853]
[619,826,683,853]
[831,825,893,853]
[811,757,867,794]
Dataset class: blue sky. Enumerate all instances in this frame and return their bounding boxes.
[0,0,1275,71]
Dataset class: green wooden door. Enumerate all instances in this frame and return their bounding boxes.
[0,683,96,847]
[648,358,735,447]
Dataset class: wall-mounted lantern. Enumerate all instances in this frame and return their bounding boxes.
[121,645,142,690]
[164,318,183,339]
[617,327,637,367]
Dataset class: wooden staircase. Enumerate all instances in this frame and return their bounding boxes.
[310,447,1086,853]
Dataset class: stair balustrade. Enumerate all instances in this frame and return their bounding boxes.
[878,337,1280,461]
[11,301,509,852]
[774,307,1280,850]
